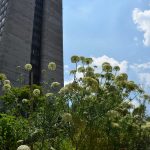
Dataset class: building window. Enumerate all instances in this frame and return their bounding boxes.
[30,0,44,84]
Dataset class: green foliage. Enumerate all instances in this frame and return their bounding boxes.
[0,114,29,150]
[0,56,150,150]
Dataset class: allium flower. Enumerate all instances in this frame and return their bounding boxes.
[3,83,11,91]
[112,122,120,128]
[51,82,60,88]
[33,89,40,97]
[17,145,30,150]
[45,93,54,97]
[71,55,80,63]
[102,62,112,72]
[24,64,32,71]
[3,80,10,85]
[62,113,72,123]
[22,99,29,103]
[59,87,68,94]
[48,62,56,71]
[0,73,7,81]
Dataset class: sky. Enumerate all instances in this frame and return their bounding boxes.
[63,0,150,91]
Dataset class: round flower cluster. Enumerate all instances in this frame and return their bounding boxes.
[2,79,11,91]
[24,64,32,71]
[62,113,72,123]
[17,145,30,150]
[33,89,40,97]
[3,84,11,91]
[48,62,56,71]
[45,93,54,97]
[0,73,7,81]
[51,82,60,88]
[3,80,10,85]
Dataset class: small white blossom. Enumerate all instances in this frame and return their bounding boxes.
[22,99,29,103]
[45,93,54,97]
[24,64,32,71]
[33,89,40,97]
[58,87,68,94]
[17,145,30,150]
[3,80,10,85]
[3,84,11,91]
[62,113,72,123]
[51,82,60,88]
[48,62,56,71]
[0,73,7,81]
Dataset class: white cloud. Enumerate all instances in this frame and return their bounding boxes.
[138,73,150,88]
[133,8,150,47]
[92,55,128,73]
[130,62,150,71]
[130,62,150,88]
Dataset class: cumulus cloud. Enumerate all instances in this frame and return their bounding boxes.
[92,55,128,73]
[132,8,150,47]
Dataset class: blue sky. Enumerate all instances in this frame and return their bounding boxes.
[63,0,150,90]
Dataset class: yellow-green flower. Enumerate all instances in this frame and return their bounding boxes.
[0,73,7,81]
[62,113,72,123]
[3,80,10,85]
[48,62,56,71]
[33,89,40,97]
[17,145,30,150]
[45,93,54,97]
[22,99,29,103]
[51,82,61,88]
[24,64,32,71]
[3,84,11,91]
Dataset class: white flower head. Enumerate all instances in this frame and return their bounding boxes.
[33,89,40,97]
[0,73,7,81]
[62,113,72,123]
[3,80,10,85]
[58,87,68,94]
[22,99,29,103]
[48,62,56,71]
[24,64,32,71]
[45,93,54,97]
[51,82,60,88]
[17,145,30,150]
[3,84,11,91]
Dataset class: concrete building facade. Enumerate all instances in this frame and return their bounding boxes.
[0,0,63,85]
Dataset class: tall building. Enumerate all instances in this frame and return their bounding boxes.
[0,0,63,85]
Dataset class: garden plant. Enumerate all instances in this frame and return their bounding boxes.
[0,56,150,150]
